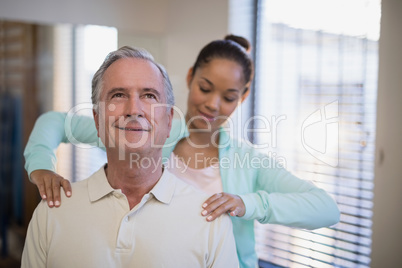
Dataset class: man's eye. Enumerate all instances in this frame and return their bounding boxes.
[112,93,124,98]
[144,94,156,99]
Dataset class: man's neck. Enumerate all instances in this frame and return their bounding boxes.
[105,154,163,209]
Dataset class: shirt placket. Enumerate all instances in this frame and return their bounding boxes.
[115,192,153,253]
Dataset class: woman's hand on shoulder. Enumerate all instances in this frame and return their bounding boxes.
[201,192,245,222]
[30,169,72,208]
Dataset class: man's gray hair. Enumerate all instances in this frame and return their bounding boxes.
[92,46,175,112]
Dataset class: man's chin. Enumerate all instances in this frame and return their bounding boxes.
[106,145,151,161]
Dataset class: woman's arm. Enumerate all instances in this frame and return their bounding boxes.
[240,159,340,229]
[202,145,340,229]
[24,111,100,207]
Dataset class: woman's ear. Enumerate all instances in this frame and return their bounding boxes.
[186,67,194,89]
[240,83,251,103]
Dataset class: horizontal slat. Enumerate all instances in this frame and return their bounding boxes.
[255,224,372,249]
[296,167,375,185]
[293,149,376,164]
[334,196,373,210]
[251,4,378,266]
[312,180,373,198]
[311,228,372,246]
[256,238,371,265]
[338,205,373,219]
[340,212,372,227]
[298,155,374,171]
[257,243,369,267]
[332,222,372,237]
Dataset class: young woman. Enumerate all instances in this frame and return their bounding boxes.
[24,35,340,268]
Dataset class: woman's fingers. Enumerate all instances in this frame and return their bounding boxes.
[202,192,223,209]
[201,192,246,221]
[30,169,72,208]
[61,179,72,198]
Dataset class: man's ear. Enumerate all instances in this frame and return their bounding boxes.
[166,107,174,138]
[186,67,194,89]
[93,109,100,138]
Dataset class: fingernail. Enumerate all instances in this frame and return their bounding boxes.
[42,195,47,199]
[55,201,60,206]
[207,216,213,221]
[202,210,207,216]
[67,191,71,197]
[49,201,54,206]
[202,203,207,208]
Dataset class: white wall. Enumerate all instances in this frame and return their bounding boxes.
[118,0,229,114]
[0,0,229,113]
[0,0,167,33]
[164,0,229,114]
[371,0,402,267]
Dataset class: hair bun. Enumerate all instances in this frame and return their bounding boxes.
[224,34,251,52]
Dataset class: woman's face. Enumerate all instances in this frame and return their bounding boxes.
[186,58,249,131]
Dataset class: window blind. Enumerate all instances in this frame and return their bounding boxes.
[53,24,117,182]
[229,0,380,267]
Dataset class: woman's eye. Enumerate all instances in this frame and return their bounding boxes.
[225,97,236,102]
[200,87,210,93]
[224,95,238,102]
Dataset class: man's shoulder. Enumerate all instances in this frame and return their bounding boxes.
[167,171,209,201]
[32,177,90,220]
[163,171,232,225]
[58,168,105,206]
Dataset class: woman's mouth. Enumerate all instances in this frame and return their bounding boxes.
[198,111,216,122]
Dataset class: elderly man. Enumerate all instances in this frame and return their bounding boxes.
[21,46,238,267]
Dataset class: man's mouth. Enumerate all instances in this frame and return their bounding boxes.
[116,126,150,132]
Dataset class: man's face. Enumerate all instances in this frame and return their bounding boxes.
[94,58,173,158]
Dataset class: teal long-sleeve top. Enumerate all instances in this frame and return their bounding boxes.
[24,111,340,268]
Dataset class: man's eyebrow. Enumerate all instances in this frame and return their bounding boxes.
[143,87,162,99]
[105,87,163,99]
[201,77,240,92]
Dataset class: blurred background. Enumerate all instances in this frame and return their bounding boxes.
[0,0,401,267]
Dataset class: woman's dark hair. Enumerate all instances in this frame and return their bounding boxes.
[191,34,254,93]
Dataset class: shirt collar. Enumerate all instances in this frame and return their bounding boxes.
[88,165,115,202]
[149,168,176,204]
[87,165,176,205]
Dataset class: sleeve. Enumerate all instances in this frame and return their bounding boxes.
[24,111,102,179]
[21,202,48,267]
[239,153,340,229]
[207,214,239,268]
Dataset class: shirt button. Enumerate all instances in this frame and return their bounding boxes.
[125,217,129,222]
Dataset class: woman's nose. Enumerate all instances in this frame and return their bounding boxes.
[205,94,220,111]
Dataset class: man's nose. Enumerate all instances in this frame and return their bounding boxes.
[205,94,220,111]
[125,96,144,117]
